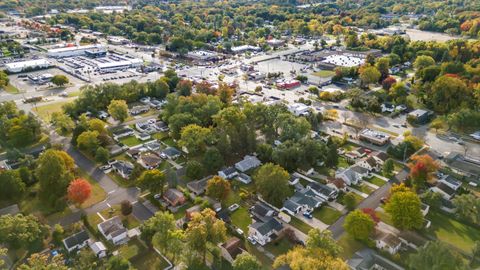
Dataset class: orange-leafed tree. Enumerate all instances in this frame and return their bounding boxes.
[408,154,440,190]
[67,178,92,205]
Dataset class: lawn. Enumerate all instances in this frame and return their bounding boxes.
[130,249,170,270]
[108,172,134,188]
[264,238,294,257]
[171,202,193,220]
[152,132,169,140]
[338,156,350,169]
[337,192,364,206]
[312,70,335,78]
[76,169,107,209]
[118,238,145,260]
[245,242,273,269]
[33,100,72,121]
[119,136,143,147]
[364,176,387,187]
[352,183,375,195]
[337,234,366,259]
[289,216,314,235]
[3,84,20,94]
[100,204,140,229]
[376,210,394,226]
[162,137,176,147]
[426,210,480,254]
[230,206,251,233]
[313,206,342,225]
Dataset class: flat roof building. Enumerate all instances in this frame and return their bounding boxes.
[47,44,105,58]
[359,129,391,146]
[5,59,52,73]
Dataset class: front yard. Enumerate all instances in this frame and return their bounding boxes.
[119,135,143,147]
[264,237,295,257]
[364,176,387,187]
[351,183,375,195]
[313,206,342,225]
[230,206,251,233]
[337,192,364,206]
[289,216,314,235]
[99,204,140,229]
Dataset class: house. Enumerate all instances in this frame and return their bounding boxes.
[235,155,261,172]
[97,216,129,245]
[344,147,368,162]
[111,160,134,179]
[187,176,211,196]
[219,237,246,263]
[63,230,90,253]
[335,167,364,186]
[250,202,277,222]
[281,189,324,215]
[248,217,284,246]
[289,175,300,185]
[408,109,432,125]
[358,156,381,172]
[438,175,462,191]
[372,152,389,166]
[421,203,430,216]
[375,231,402,255]
[430,182,456,200]
[135,121,156,134]
[161,147,181,159]
[138,153,162,169]
[307,182,337,200]
[144,140,162,151]
[129,105,149,116]
[236,173,252,184]
[327,178,347,192]
[185,205,202,221]
[126,148,142,159]
[136,132,151,141]
[154,121,169,132]
[112,127,134,140]
[163,188,186,207]
[218,167,239,180]
[348,248,405,270]
[359,129,391,146]
[89,241,107,258]
[398,231,428,250]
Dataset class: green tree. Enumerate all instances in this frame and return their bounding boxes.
[452,194,480,225]
[51,112,75,134]
[108,99,129,123]
[95,147,110,164]
[429,76,470,114]
[206,176,231,202]
[179,124,212,155]
[408,241,466,270]
[18,253,67,270]
[106,256,130,270]
[343,192,357,211]
[0,170,25,200]
[254,163,292,207]
[77,130,99,154]
[306,229,342,257]
[413,55,435,70]
[120,200,132,216]
[149,79,169,99]
[202,147,224,173]
[52,224,64,246]
[176,79,192,96]
[136,169,166,195]
[168,113,201,139]
[375,57,390,79]
[232,253,262,270]
[385,187,423,230]
[359,66,381,86]
[0,214,49,251]
[382,158,395,177]
[88,118,106,134]
[51,75,69,86]
[141,211,176,246]
[343,210,375,241]
[273,246,349,270]
[186,160,206,180]
[472,241,480,266]
[0,70,9,87]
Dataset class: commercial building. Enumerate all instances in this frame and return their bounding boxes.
[27,73,53,84]
[47,44,106,58]
[359,129,391,146]
[231,45,261,54]
[5,59,52,73]
[94,6,131,13]
[277,80,301,89]
[96,58,142,72]
[186,50,219,61]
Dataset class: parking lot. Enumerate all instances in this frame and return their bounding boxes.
[8,67,84,94]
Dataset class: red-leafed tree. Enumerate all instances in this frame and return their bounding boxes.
[382,76,397,91]
[362,208,380,224]
[408,155,440,191]
[67,178,92,205]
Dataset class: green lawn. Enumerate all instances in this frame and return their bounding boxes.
[76,169,107,209]
[108,172,134,188]
[119,136,143,147]
[376,210,394,226]
[338,156,350,169]
[337,234,366,259]
[230,206,251,233]
[337,192,364,206]
[100,205,140,229]
[289,216,314,235]
[245,242,273,269]
[264,238,294,257]
[3,84,20,94]
[312,70,335,78]
[118,238,145,260]
[130,249,170,270]
[364,176,387,187]
[313,206,342,225]
[172,202,193,220]
[33,100,72,121]
[162,137,176,147]
[152,132,169,140]
[426,210,480,254]
[352,183,375,195]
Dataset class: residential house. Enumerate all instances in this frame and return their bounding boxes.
[112,127,134,140]
[408,109,432,125]
[421,203,430,216]
[307,182,337,200]
[154,121,169,132]
[144,140,162,151]
[372,152,389,166]
[136,132,151,141]
[358,156,381,172]
[126,148,142,159]
[163,188,186,206]
[89,241,107,258]
[135,121,156,134]
[218,167,239,180]
[235,155,261,172]
[63,230,90,253]
[161,147,181,159]
[187,176,211,196]
[327,178,347,192]
[348,248,405,270]
[97,216,129,245]
[111,160,134,179]
[398,231,428,250]
[248,217,284,246]
[236,173,252,184]
[430,182,456,200]
[281,188,324,215]
[438,175,462,191]
[138,153,162,169]
[336,168,361,186]
[375,231,402,255]
[219,237,246,263]
[289,175,300,186]
[129,105,149,116]
[250,202,277,222]
[185,205,202,221]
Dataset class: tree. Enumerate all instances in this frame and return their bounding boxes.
[343,192,357,211]
[413,55,435,70]
[385,186,423,230]
[0,248,6,269]
[51,112,75,134]
[106,256,130,270]
[0,170,25,200]
[202,147,224,173]
[176,79,193,96]
[52,224,64,246]
[306,229,342,257]
[429,76,470,114]
[141,211,176,246]
[186,208,226,263]
[88,118,106,134]
[76,130,99,154]
[382,76,397,90]
[206,176,231,202]
[18,253,67,270]
[408,154,440,190]
[0,70,9,87]
[67,178,92,205]
[120,200,133,216]
[179,124,212,155]
[95,147,110,164]
[51,75,69,86]
[421,191,443,209]
[0,214,49,251]
[149,79,169,99]
[359,66,381,86]
[361,208,380,224]
[408,241,466,270]
[429,118,445,132]
[186,160,206,180]
[273,246,348,270]
[233,253,262,270]
[163,229,185,264]
[216,83,235,104]
[136,169,166,196]
[35,149,74,207]
[254,163,292,207]
[343,210,375,241]
[452,194,480,225]
[375,57,390,79]
[383,158,395,177]
[108,99,129,123]
[472,241,480,266]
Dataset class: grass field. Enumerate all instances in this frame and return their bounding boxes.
[312,70,335,78]
[337,192,364,206]
[33,100,72,121]
[352,183,375,195]
[230,206,251,233]
[426,210,480,254]
[313,206,342,225]
[3,84,20,94]
[337,234,366,259]
[289,216,314,235]
[364,176,387,187]
[130,250,170,270]
[119,136,143,147]
[265,238,294,257]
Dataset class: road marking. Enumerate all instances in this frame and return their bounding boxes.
[106,203,111,208]
[108,190,116,195]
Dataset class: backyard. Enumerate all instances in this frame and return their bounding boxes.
[264,237,294,257]
[230,206,251,233]
[119,136,143,147]
[99,204,141,229]
[337,234,366,260]
[33,100,72,121]
[313,206,343,225]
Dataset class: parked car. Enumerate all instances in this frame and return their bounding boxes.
[228,204,240,212]
[303,210,313,219]
[235,228,244,236]
[247,236,257,245]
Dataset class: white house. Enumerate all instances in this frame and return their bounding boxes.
[97,216,129,245]
[248,217,284,246]
[63,230,90,253]
[281,188,324,215]
[375,232,402,255]
[235,155,261,172]
[89,241,107,258]
[430,182,456,200]
[218,167,239,179]
[335,166,368,186]
[438,175,462,191]
[358,156,381,172]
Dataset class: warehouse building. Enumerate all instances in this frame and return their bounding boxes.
[47,44,106,58]
[5,59,52,73]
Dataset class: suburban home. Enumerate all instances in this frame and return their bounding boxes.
[398,231,428,250]
[250,202,277,222]
[63,230,90,253]
[327,178,347,192]
[185,205,202,221]
[248,217,284,246]
[281,189,324,216]
[144,140,162,151]
[372,152,389,166]
[126,148,142,159]
[348,249,404,270]
[112,127,134,140]
[135,121,157,134]
[358,156,381,172]
[421,203,430,216]
[235,155,261,172]
[430,182,456,200]
[163,188,186,206]
[307,182,337,200]
[408,109,432,125]
[97,216,129,245]
[89,241,107,258]
[375,231,402,255]
[136,132,151,141]
[154,121,169,132]
[236,173,252,184]
[219,237,246,263]
[129,105,149,116]
[137,153,162,169]
[218,167,239,179]
[289,175,300,185]
[111,160,134,179]
[335,167,363,186]
[345,147,369,162]
[161,147,181,159]
[187,176,211,196]
[438,175,462,191]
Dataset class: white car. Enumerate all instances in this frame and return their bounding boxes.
[247,236,257,245]
[228,204,240,212]
[235,228,244,236]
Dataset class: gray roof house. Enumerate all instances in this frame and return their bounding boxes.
[248,217,284,246]
[307,182,337,201]
[281,189,324,215]
[235,155,261,172]
[111,160,134,179]
[97,216,129,245]
[348,248,404,270]
[218,167,239,179]
[250,202,276,222]
[161,147,181,159]
[187,176,211,196]
[63,230,90,253]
